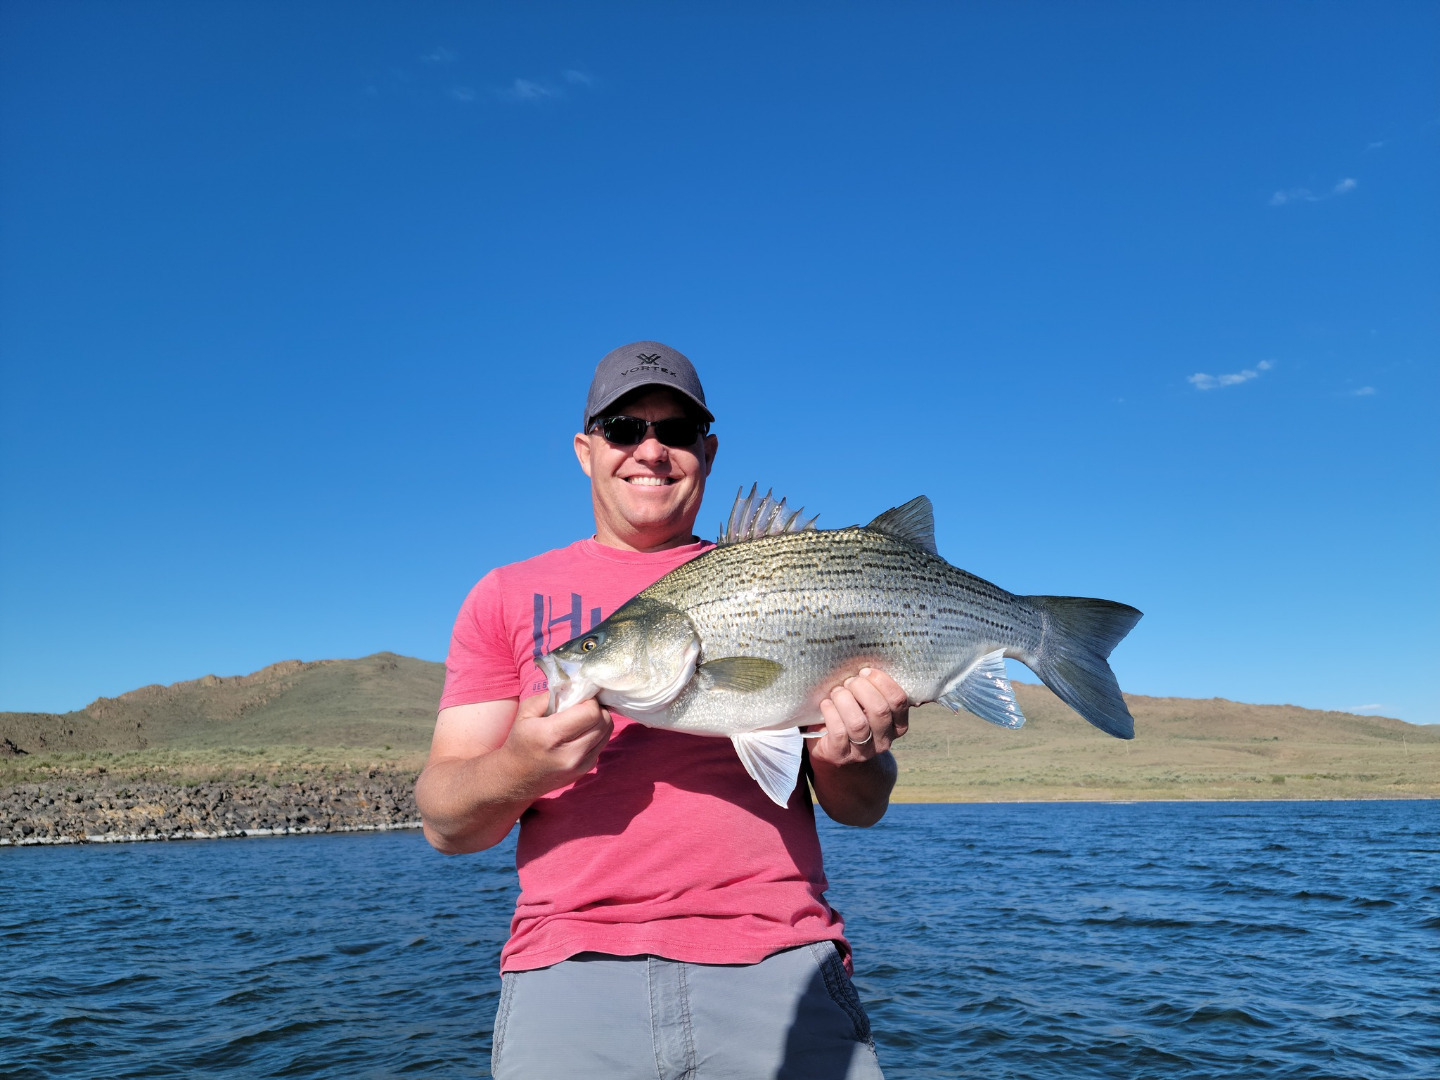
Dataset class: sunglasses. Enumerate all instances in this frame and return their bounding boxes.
[589,415,708,447]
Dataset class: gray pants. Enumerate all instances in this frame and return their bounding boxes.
[491,942,885,1080]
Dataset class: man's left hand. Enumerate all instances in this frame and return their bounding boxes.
[808,667,910,767]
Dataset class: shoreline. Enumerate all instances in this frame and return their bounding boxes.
[891,793,1438,803]
[888,789,1439,803]
[5,789,1434,852]
[6,724,1436,847]
[0,820,423,847]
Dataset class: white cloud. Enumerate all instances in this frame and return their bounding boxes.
[423,47,455,65]
[1350,386,1377,396]
[497,71,595,103]
[502,78,561,102]
[1269,178,1358,206]
[1365,140,1387,152]
[1187,359,1275,391]
[1348,703,1388,713]
[450,86,476,103]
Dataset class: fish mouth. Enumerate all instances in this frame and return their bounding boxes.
[537,653,596,715]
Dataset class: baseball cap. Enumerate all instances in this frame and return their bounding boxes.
[582,340,714,432]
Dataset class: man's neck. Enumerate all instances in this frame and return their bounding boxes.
[592,524,700,553]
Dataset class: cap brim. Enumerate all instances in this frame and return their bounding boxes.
[587,384,714,427]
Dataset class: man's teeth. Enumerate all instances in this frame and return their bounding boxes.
[626,477,673,486]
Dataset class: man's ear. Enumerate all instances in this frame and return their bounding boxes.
[574,432,594,477]
[702,432,718,476]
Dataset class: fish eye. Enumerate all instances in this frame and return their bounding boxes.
[580,638,598,652]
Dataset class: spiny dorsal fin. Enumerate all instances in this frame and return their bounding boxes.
[718,484,819,545]
[865,496,937,554]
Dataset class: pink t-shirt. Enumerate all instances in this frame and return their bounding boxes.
[441,537,849,973]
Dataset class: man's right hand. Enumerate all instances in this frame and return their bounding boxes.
[499,692,614,797]
[414,692,613,855]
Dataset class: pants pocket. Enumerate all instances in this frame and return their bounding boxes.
[808,941,874,1046]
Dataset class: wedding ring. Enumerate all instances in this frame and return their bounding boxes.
[849,731,874,745]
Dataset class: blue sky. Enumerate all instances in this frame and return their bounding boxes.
[2,2,1436,724]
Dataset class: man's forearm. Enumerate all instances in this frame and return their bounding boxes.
[807,749,898,828]
[414,751,537,855]
[418,695,614,855]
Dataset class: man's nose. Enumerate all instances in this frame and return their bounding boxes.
[633,431,669,462]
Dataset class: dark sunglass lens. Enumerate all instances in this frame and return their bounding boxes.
[598,417,649,444]
[653,419,701,446]
[596,415,702,446]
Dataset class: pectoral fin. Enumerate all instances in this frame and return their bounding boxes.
[938,648,1027,728]
[697,656,784,693]
[731,728,804,807]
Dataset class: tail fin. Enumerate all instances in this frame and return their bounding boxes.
[1025,596,1143,739]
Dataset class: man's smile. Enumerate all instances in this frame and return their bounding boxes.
[624,476,676,486]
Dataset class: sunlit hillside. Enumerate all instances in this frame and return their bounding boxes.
[3,655,1435,800]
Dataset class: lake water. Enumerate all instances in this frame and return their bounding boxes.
[2,801,1436,1079]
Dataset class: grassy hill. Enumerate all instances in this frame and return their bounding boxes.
[0,652,443,756]
[892,687,1439,800]
[3,654,1436,800]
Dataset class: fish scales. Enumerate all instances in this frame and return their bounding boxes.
[640,527,1043,737]
[538,488,1142,807]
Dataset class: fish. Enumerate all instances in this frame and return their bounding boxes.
[538,486,1143,807]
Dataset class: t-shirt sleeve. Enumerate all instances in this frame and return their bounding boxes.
[439,569,522,709]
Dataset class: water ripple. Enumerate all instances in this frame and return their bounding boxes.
[0,802,1435,1078]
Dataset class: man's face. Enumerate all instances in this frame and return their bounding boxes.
[574,388,719,552]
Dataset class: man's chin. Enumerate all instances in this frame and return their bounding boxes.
[615,490,700,534]
[625,505,690,531]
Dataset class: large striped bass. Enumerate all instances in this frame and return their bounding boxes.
[538,487,1143,806]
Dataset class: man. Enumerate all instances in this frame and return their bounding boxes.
[416,341,908,1079]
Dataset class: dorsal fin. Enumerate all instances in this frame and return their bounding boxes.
[865,496,937,554]
[718,484,819,545]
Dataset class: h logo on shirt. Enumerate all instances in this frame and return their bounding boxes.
[532,592,605,660]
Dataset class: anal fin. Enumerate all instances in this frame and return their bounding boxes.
[731,728,804,807]
[938,649,1026,728]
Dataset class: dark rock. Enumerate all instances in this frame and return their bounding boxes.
[1,767,419,845]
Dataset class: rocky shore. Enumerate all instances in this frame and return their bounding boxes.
[0,770,420,846]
